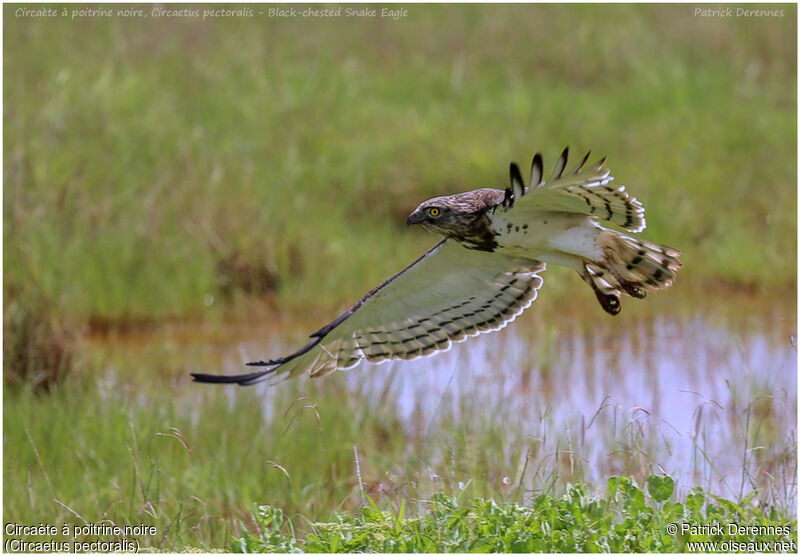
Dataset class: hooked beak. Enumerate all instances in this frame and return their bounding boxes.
[406,211,424,227]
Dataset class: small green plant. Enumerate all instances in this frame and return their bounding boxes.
[235,476,797,553]
[233,506,301,553]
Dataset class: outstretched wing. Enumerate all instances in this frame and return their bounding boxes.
[191,240,545,386]
[510,147,646,232]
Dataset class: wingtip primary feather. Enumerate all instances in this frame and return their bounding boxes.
[594,156,608,171]
[192,335,326,385]
[530,153,544,187]
[509,162,525,202]
[191,367,277,385]
[246,360,272,366]
[574,150,591,174]
[549,146,569,182]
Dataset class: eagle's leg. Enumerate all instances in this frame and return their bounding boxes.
[596,229,681,298]
[604,263,647,299]
[579,264,621,316]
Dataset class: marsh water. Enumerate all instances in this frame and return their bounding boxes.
[196,299,797,503]
[92,296,796,506]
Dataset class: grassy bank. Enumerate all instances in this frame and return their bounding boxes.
[237,478,797,552]
[4,371,796,551]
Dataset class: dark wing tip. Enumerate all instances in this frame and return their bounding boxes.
[191,372,241,384]
[246,360,272,367]
[552,146,569,180]
[191,368,276,385]
[508,162,525,206]
[311,311,353,338]
[531,153,544,187]
[192,333,324,387]
[575,150,591,174]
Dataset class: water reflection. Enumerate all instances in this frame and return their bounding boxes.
[228,308,795,503]
[330,313,797,498]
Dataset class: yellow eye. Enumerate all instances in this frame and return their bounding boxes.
[429,208,440,217]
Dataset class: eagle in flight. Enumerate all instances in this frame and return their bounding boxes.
[192,148,681,386]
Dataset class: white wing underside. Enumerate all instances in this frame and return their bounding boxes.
[239,240,544,384]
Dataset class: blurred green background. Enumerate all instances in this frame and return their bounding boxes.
[3,3,796,550]
[4,3,796,326]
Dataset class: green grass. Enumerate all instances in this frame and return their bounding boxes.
[235,477,797,552]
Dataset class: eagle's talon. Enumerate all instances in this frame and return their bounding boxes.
[596,292,621,316]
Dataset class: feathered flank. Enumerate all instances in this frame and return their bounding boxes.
[530,153,544,188]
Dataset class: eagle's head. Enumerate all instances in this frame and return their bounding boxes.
[406,195,464,235]
[406,188,504,237]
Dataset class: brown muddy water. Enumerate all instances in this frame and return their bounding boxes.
[206,303,797,504]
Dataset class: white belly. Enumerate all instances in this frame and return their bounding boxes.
[490,211,603,270]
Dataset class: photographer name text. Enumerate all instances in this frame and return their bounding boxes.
[694,6,784,17]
